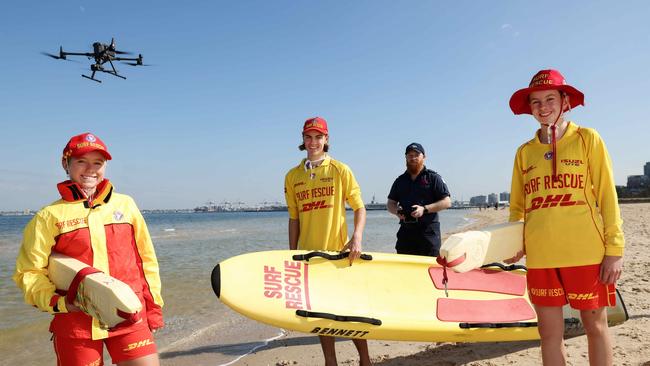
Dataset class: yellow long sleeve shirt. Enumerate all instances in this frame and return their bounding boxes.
[509,122,624,268]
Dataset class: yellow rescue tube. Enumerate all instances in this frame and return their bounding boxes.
[440,222,524,273]
[48,252,142,329]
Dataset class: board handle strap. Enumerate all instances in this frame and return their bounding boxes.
[292,251,373,262]
[296,310,382,326]
[459,321,538,329]
[480,262,528,272]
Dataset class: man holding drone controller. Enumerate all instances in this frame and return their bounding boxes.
[387,142,452,257]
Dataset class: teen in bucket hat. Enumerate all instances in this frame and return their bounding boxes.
[505,70,624,365]
[509,69,584,115]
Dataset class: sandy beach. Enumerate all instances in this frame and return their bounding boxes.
[161,203,650,366]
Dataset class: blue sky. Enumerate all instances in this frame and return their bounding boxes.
[1,1,649,211]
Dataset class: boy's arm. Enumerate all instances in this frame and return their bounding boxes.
[342,207,366,265]
[288,218,300,250]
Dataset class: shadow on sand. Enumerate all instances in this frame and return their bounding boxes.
[373,340,540,366]
[160,334,321,360]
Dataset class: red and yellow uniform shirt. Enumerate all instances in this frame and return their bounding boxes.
[284,156,364,251]
[13,180,163,340]
[509,122,624,268]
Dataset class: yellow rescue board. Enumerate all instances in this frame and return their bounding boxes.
[212,250,628,343]
[48,252,142,329]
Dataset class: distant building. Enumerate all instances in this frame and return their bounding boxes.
[618,161,650,198]
[500,192,510,202]
[452,200,470,207]
[487,193,498,205]
[627,175,650,189]
[470,195,487,206]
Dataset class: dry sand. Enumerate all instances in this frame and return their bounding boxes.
[163,203,650,366]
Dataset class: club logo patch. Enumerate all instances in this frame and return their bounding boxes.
[85,134,97,142]
[113,210,124,221]
[544,151,553,160]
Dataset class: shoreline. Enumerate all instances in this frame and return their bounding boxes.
[159,203,650,365]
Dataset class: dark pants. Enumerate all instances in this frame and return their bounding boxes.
[395,222,441,257]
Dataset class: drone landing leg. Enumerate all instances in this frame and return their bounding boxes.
[82,70,101,83]
[107,60,126,80]
[81,75,101,83]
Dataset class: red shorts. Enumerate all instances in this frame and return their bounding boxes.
[527,264,616,310]
[53,328,157,366]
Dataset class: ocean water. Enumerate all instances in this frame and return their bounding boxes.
[0,209,473,365]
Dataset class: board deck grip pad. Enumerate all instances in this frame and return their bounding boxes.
[437,298,536,322]
[429,267,526,296]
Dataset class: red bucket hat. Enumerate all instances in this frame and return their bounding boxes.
[62,132,112,160]
[302,117,329,135]
[509,69,584,115]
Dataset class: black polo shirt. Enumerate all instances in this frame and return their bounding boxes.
[388,167,450,225]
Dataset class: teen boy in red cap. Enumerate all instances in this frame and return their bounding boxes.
[14,132,164,366]
[284,117,371,366]
[506,70,624,365]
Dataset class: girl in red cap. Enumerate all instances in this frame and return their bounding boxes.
[14,133,164,366]
[507,70,624,365]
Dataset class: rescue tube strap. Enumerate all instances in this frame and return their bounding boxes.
[296,310,382,326]
[436,253,467,269]
[292,252,373,262]
[435,255,467,297]
[66,266,102,304]
[112,309,142,329]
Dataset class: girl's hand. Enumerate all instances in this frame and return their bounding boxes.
[600,255,623,284]
[504,249,525,264]
[65,299,81,313]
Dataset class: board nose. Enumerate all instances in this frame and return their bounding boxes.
[211,264,221,298]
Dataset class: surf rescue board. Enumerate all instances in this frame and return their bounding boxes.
[211,250,628,343]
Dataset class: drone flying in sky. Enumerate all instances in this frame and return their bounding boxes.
[42,38,149,83]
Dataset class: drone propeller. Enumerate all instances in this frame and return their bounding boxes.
[121,61,153,66]
[108,37,133,54]
[40,49,79,62]
[121,54,152,66]
[41,52,63,60]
